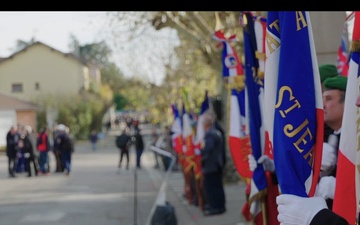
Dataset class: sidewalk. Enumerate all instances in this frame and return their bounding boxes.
[139,146,251,225]
[0,134,250,225]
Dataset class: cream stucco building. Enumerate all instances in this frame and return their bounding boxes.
[0,41,101,102]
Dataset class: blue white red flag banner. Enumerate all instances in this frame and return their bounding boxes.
[243,11,267,200]
[181,100,195,173]
[243,11,281,225]
[337,20,350,76]
[193,91,210,179]
[213,28,252,181]
[171,104,183,157]
[332,11,360,225]
[264,11,323,197]
[213,30,243,81]
[228,88,252,181]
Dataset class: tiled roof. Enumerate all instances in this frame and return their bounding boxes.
[0,41,88,66]
[0,91,38,111]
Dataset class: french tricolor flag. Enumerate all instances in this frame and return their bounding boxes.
[171,104,183,157]
[264,11,323,197]
[213,29,252,181]
[332,11,360,225]
[182,102,195,173]
[336,22,350,77]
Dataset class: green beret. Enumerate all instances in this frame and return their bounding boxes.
[319,64,338,83]
[323,75,348,91]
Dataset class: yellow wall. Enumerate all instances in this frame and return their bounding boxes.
[0,44,90,101]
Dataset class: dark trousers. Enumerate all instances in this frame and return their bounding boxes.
[8,156,17,177]
[136,148,143,168]
[203,171,225,210]
[119,149,129,169]
[25,156,38,176]
[61,151,72,173]
[54,150,64,172]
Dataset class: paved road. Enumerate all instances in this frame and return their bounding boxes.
[0,132,250,225]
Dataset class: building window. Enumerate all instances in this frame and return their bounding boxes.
[35,82,40,90]
[12,83,23,92]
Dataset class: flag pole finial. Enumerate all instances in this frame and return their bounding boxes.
[215,12,225,31]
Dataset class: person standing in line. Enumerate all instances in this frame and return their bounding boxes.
[36,126,51,175]
[19,126,38,177]
[200,110,226,216]
[316,75,348,209]
[6,126,19,178]
[319,64,339,141]
[56,124,74,176]
[133,128,144,169]
[115,127,132,171]
[52,123,64,173]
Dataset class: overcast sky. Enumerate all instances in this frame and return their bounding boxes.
[0,12,109,56]
[0,11,181,85]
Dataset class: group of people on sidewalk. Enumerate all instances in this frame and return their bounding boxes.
[5,123,74,178]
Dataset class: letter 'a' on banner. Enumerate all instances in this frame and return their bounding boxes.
[264,11,323,197]
[332,11,360,225]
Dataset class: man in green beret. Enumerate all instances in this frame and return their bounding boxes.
[319,64,339,92]
[319,64,338,83]
[316,75,348,210]
[318,64,339,152]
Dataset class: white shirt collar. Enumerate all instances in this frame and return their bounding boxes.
[333,128,341,135]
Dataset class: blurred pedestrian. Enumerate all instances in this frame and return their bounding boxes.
[151,128,161,169]
[116,127,132,171]
[19,126,38,177]
[36,126,51,175]
[56,124,74,176]
[52,123,64,173]
[6,126,19,178]
[160,126,175,171]
[133,128,144,169]
[89,130,98,151]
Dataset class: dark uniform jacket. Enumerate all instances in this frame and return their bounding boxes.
[310,209,349,225]
[201,127,224,174]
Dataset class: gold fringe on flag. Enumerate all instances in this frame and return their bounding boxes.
[224,75,245,91]
[351,40,360,52]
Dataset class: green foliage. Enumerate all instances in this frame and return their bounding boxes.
[33,91,110,140]
[37,93,108,140]
[78,41,113,67]
[113,93,128,111]
[36,109,47,131]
